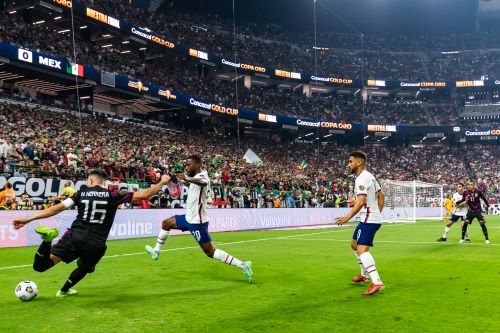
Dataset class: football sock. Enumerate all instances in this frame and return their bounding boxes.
[461,224,468,240]
[33,241,54,272]
[354,251,367,276]
[213,249,244,269]
[480,224,489,240]
[359,252,382,285]
[61,267,87,292]
[465,228,470,240]
[153,229,170,253]
[443,226,451,238]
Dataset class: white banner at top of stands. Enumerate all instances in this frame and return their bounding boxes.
[0,207,442,248]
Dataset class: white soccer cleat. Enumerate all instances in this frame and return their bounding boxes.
[459,239,465,244]
[486,240,491,244]
[56,289,77,298]
[145,245,160,261]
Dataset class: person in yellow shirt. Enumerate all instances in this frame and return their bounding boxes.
[0,182,16,210]
[443,194,453,221]
[56,180,76,202]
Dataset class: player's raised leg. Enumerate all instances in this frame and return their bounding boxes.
[33,226,61,272]
[201,241,253,284]
[185,215,253,283]
[145,216,177,260]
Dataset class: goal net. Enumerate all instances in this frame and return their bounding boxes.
[379,180,443,223]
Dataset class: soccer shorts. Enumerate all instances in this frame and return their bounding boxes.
[175,215,212,245]
[449,214,465,223]
[51,229,107,272]
[464,211,485,224]
[352,223,381,247]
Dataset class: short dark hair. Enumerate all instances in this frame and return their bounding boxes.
[88,169,107,181]
[187,155,202,164]
[457,182,464,186]
[349,151,367,161]
[5,182,12,189]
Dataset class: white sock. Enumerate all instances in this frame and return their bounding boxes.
[153,229,170,253]
[354,251,367,276]
[443,226,451,238]
[465,228,470,240]
[359,252,383,285]
[213,249,244,269]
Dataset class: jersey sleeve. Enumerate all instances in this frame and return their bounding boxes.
[375,180,382,192]
[63,191,80,208]
[456,191,467,205]
[478,190,489,205]
[355,174,370,196]
[196,172,210,186]
[111,190,134,205]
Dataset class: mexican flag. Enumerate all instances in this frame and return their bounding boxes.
[294,160,308,171]
[67,63,84,77]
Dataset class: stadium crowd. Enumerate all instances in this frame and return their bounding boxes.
[0,102,497,210]
[0,7,498,126]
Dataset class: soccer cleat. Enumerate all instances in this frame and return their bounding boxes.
[241,261,253,284]
[56,289,77,298]
[465,239,471,243]
[436,237,447,242]
[35,226,59,242]
[459,239,465,244]
[352,275,370,283]
[362,284,384,295]
[145,245,159,261]
[486,240,491,244]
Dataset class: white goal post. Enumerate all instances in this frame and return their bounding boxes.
[379,180,444,223]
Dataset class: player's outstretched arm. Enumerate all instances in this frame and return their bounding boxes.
[335,194,366,225]
[179,173,208,187]
[132,174,170,201]
[377,190,385,213]
[12,202,67,229]
[479,192,490,209]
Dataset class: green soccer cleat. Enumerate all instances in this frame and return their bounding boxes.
[56,289,77,298]
[241,261,253,284]
[145,245,160,261]
[35,226,59,242]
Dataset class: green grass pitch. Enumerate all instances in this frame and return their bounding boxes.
[0,216,499,333]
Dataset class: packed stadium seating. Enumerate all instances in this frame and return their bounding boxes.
[1,102,498,206]
[1,4,498,127]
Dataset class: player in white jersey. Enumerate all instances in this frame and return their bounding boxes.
[437,182,470,242]
[335,151,385,295]
[145,155,253,283]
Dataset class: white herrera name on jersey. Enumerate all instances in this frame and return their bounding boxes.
[186,171,210,224]
[355,170,382,224]
[452,192,468,216]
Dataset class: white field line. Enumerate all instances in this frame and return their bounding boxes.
[0,229,353,271]
[280,238,500,246]
[0,221,496,271]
